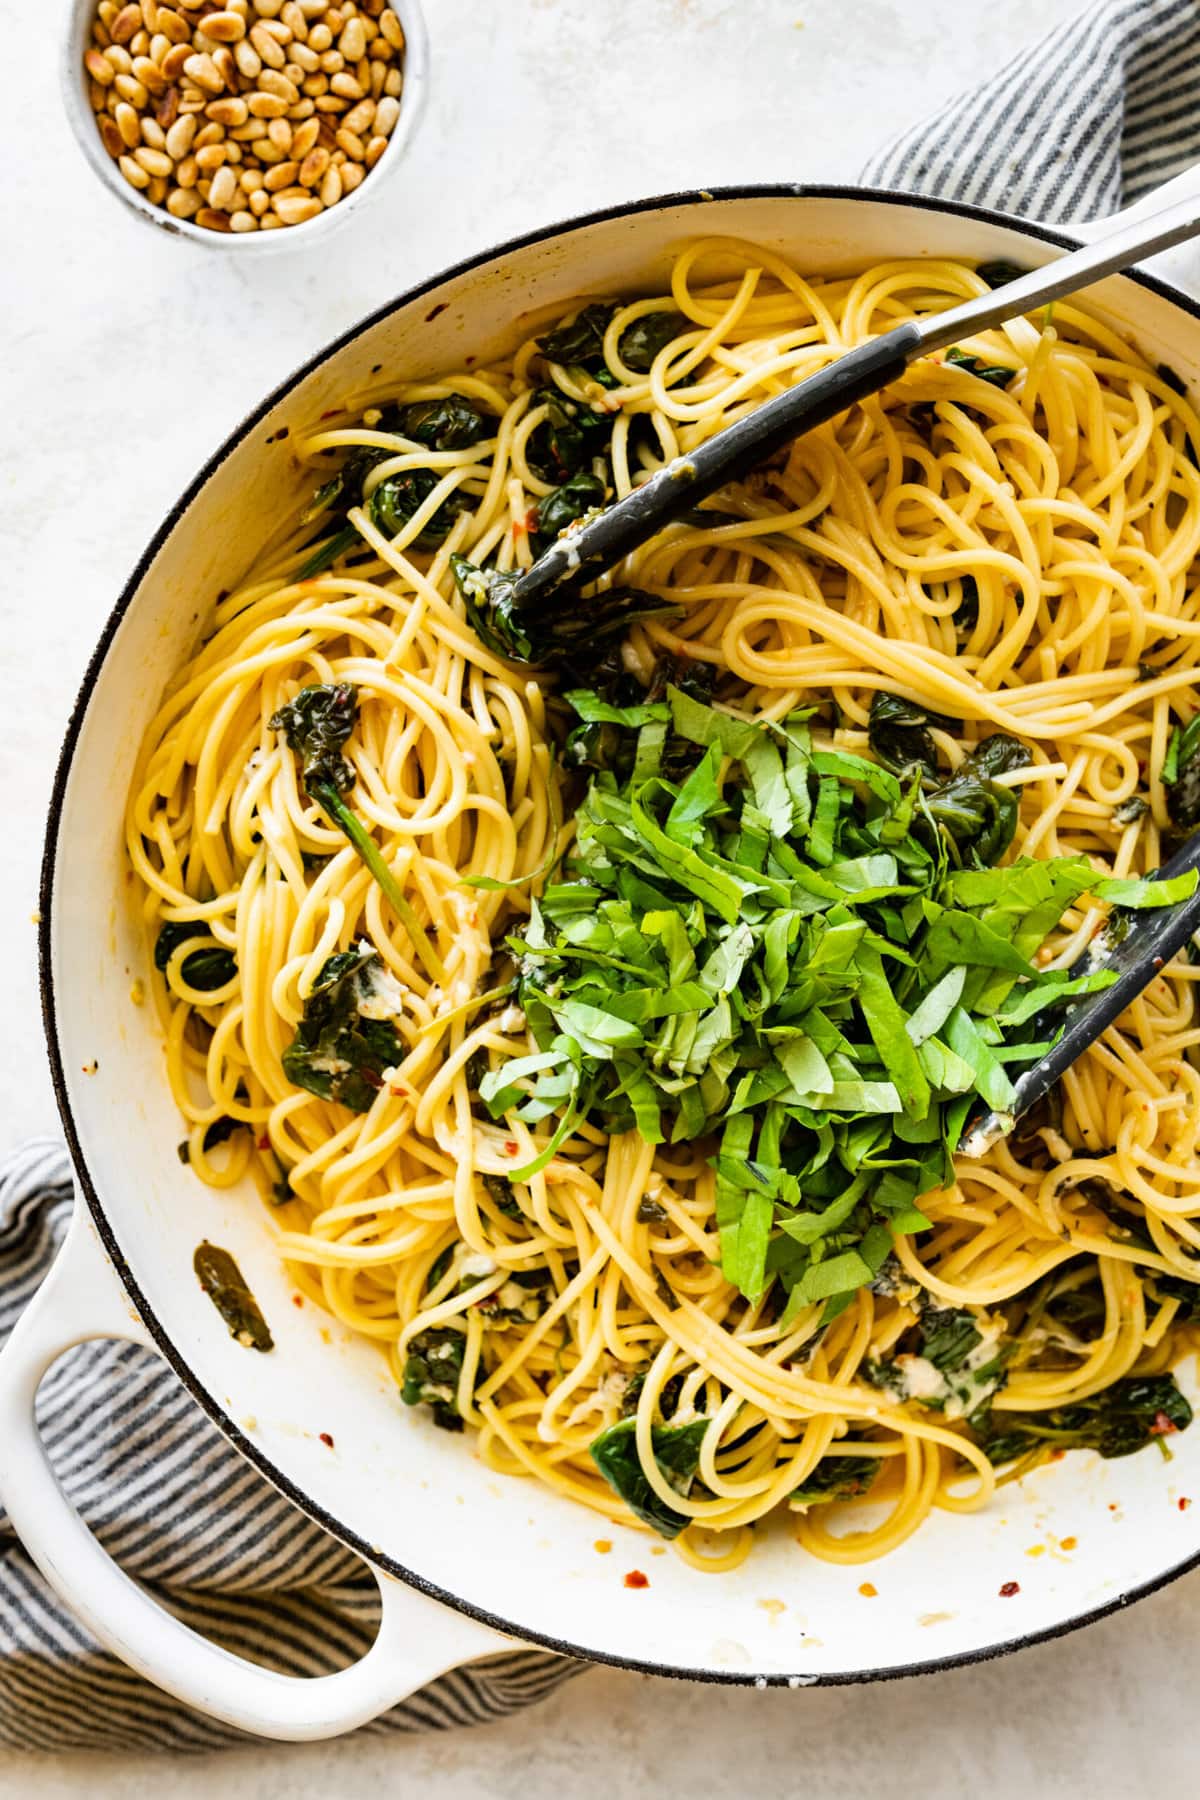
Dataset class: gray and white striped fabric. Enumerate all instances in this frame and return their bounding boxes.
[6,0,1200,1754]
[862,0,1200,219]
[0,1142,580,1751]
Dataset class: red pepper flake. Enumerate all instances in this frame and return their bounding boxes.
[318,1432,334,1449]
[624,1569,649,1589]
[1150,1411,1179,1437]
[858,1581,877,1598]
[319,408,340,420]
[1153,956,1164,970]
[1060,1535,1077,1551]
[292,1295,304,1308]
[504,1140,519,1156]
[1049,1448,1066,1460]
[999,1580,1020,1598]
[1109,1502,1120,1512]
[425,301,449,322]
[256,1134,271,1151]
[1180,1497,1192,1511]
[594,1539,612,1554]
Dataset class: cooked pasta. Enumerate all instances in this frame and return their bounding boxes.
[127,239,1200,1570]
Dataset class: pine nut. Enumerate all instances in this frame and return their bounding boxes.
[280,1,308,38]
[206,95,248,125]
[383,65,401,95]
[314,93,346,111]
[287,96,315,118]
[252,136,285,161]
[208,164,238,208]
[99,115,124,156]
[213,46,239,85]
[182,49,222,91]
[260,212,284,228]
[110,4,143,44]
[166,184,201,217]
[268,116,293,149]
[114,72,149,104]
[334,124,363,159]
[319,161,341,207]
[89,80,110,110]
[202,10,246,41]
[368,39,392,62]
[175,152,199,185]
[249,185,270,215]
[226,140,243,163]
[297,144,329,184]
[306,20,331,49]
[363,132,386,168]
[230,209,258,231]
[373,92,398,135]
[263,158,298,188]
[340,159,363,192]
[258,16,292,41]
[249,22,286,65]
[233,36,262,77]
[338,16,364,59]
[255,0,283,13]
[239,164,264,188]
[132,53,167,92]
[85,46,115,82]
[289,39,319,69]
[134,143,173,176]
[149,29,169,56]
[274,191,322,224]
[259,67,299,101]
[291,115,320,157]
[161,41,191,78]
[342,97,374,134]
[156,6,189,41]
[302,72,328,95]
[300,0,327,15]
[379,7,403,48]
[147,173,169,203]
[118,151,150,187]
[193,119,225,147]
[368,59,385,96]
[104,42,133,70]
[141,114,167,147]
[196,206,233,230]
[320,49,343,71]
[230,119,261,139]
[155,84,180,128]
[249,90,289,117]
[114,98,142,145]
[195,142,228,170]
[165,110,196,156]
[130,27,150,55]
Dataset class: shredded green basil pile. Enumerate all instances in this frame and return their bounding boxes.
[479,686,1195,1324]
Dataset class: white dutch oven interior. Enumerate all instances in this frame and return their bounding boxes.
[47,191,1200,1681]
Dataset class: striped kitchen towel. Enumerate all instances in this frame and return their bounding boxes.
[5,0,1200,1755]
[0,1142,581,1751]
[862,0,1200,219]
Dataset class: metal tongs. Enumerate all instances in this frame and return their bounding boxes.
[503,191,1200,1154]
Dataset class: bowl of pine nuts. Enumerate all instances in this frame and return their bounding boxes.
[64,0,427,245]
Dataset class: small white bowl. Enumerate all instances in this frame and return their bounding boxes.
[62,0,428,252]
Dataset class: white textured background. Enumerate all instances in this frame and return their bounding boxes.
[7,0,1200,1792]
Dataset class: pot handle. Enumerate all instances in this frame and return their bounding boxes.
[1074,161,1200,298]
[0,1201,516,1742]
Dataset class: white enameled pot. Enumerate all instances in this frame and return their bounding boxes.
[7,177,1200,1741]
